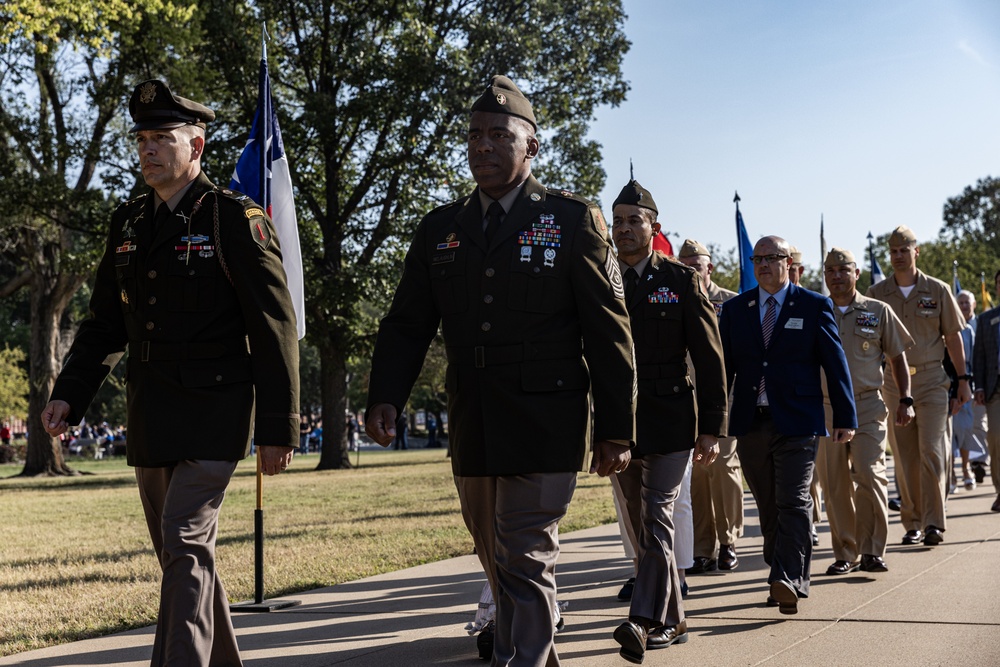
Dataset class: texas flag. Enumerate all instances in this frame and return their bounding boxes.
[231,40,306,339]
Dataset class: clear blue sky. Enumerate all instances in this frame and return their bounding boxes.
[588,0,1000,268]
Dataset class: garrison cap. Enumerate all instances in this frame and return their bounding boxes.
[825,247,856,267]
[471,75,536,130]
[789,246,803,265]
[888,225,918,245]
[128,79,215,132]
[678,239,711,259]
[612,180,658,216]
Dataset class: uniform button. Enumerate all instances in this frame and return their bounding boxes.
[484,294,494,304]
[533,267,540,273]
[147,270,157,279]
[673,386,680,393]
[148,296,157,305]
[481,322,491,332]
[145,322,154,331]
[485,268,495,277]
[763,361,768,367]
[556,379,564,387]
[188,269,196,276]
[660,312,666,317]
[216,375,223,382]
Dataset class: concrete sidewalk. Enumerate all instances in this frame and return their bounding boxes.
[3,473,999,666]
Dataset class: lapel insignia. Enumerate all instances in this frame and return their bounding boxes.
[530,192,541,202]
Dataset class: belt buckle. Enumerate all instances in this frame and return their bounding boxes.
[909,366,917,376]
[474,346,485,368]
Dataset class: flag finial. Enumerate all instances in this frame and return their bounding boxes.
[733,190,741,204]
[629,158,633,181]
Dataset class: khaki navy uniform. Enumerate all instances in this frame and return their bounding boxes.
[51,171,300,666]
[819,294,912,561]
[611,250,728,631]
[867,271,964,532]
[367,175,635,666]
[691,280,744,561]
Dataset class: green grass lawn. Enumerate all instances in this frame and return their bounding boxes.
[0,449,618,657]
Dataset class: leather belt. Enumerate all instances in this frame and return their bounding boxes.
[133,337,249,362]
[446,342,581,368]
[908,361,942,376]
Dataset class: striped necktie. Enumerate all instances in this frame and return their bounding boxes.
[758,296,777,403]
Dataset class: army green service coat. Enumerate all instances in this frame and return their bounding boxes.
[367,176,636,476]
[51,172,300,466]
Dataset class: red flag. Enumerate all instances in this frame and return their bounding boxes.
[652,231,673,256]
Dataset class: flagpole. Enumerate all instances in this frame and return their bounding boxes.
[231,22,300,614]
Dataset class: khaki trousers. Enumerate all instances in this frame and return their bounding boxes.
[883,366,951,532]
[455,473,575,667]
[986,395,1000,490]
[818,393,890,561]
[691,436,744,558]
[136,461,242,667]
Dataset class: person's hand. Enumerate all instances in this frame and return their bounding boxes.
[895,403,915,427]
[831,428,854,444]
[956,380,973,408]
[41,401,71,437]
[590,440,630,477]
[949,397,961,416]
[975,389,986,406]
[693,434,719,466]
[259,446,294,475]
[365,403,397,447]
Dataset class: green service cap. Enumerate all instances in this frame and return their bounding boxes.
[470,75,536,129]
[128,79,215,133]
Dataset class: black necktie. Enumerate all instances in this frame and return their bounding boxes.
[153,203,170,234]
[485,201,504,244]
[624,267,639,303]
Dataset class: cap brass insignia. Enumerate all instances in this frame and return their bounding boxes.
[496,93,507,105]
[530,193,541,201]
[139,82,157,104]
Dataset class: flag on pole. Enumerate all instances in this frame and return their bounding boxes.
[982,272,994,310]
[867,231,884,285]
[820,215,829,296]
[734,192,757,294]
[231,31,306,339]
[952,261,961,296]
[652,231,674,256]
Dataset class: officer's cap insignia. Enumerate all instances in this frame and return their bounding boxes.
[244,207,266,220]
[139,82,157,104]
[496,93,507,105]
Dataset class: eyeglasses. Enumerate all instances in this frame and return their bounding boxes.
[750,254,788,265]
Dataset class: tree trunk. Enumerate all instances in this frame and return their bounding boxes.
[315,339,352,470]
[21,258,86,476]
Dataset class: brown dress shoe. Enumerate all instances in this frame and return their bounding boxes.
[826,559,860,575]
[614,621,648,664]
[769,580,798,615]
[718,544,739,570]
[647,621,689,649]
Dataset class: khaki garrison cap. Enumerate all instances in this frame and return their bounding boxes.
[789,246,803,264]
[678,239,711,259]
[471,75,536,130]
[888,225,918,245]
[825,247,857,267]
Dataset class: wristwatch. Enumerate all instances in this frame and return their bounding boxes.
[958,374,973,382]
[899,396,914,407]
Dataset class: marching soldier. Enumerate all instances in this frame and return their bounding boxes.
[42,80,300,666]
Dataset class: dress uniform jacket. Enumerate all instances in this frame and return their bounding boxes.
[368,175,636,476]
[627,252,727,455]
[974,306,1000,401]
[52,172,300,465]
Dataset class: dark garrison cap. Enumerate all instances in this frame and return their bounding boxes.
[128,80,215,132]
[612,179,658,216]
[471,75,536,129]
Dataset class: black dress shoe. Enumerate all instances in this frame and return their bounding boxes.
[686,556,717,574]
[647,621,689,650]
[718,544,739,570]
[477,620,494,661]
[901,529,923,545]
[613,621,648,664]
[765,595,779,607]
[923,526,944,545]
[973,461,986,484]
[888,497,902,512]
[769,580,798,615]
[617,577,636,601]
[860,554,888,572]
[826,559,860,575]
[992,496,1000,513]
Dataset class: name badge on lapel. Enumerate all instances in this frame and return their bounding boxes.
[785,318,804,330]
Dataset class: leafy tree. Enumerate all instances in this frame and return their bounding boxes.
[941,176,1000,256]
[0,0,200,475]
[0,346,29,422]
[235,0,631,468]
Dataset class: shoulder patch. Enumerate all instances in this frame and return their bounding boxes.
[244,206,266,220]
[248,215,272,250]
[589,205,608,234]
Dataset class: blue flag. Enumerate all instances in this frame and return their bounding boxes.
[736,206,757,293]
[231,37,305,339]
[870,256,885,284]
[953,262,961,296]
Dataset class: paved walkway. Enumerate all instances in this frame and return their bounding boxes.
[3,466,999,666]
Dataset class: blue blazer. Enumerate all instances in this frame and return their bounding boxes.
[720,283,857,437]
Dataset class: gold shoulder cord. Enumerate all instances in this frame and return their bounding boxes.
[192,190,234,286]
